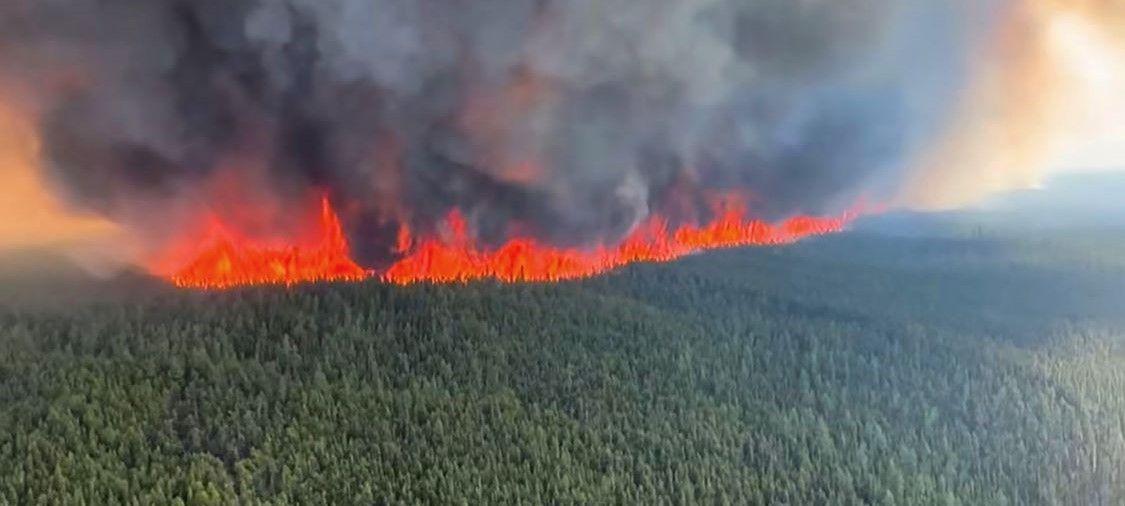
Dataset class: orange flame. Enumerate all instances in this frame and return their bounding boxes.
[383,196,856,285]
[163,194,859,289]
[168,198,369,289]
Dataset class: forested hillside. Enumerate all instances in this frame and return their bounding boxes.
[1,224,1124,505]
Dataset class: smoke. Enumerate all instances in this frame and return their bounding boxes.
[2,0,1105,267]
[0,98,119,250]
[905,0,1125,208]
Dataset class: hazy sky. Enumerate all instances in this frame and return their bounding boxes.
[901,0,1125,208]
[1043,3,1125,174]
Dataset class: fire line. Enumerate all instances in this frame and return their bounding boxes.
[167,196,859,289]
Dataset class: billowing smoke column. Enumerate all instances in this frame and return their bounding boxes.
[5,0,1103,285]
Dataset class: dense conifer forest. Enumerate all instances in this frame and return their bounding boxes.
[1,218,1124,504]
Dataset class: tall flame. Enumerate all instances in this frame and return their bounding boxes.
[168,198,369,289]
[162,194,858,289]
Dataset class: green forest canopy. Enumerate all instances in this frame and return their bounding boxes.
[1,224,1124,505]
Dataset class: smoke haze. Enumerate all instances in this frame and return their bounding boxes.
[0,100,118,250]
[905,0,1125,208]
[0,0,1119,268]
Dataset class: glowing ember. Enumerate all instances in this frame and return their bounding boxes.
[169,198,369,289]
[382,197,856,285]
[165,195,858,289]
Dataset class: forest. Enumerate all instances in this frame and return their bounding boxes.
[1,209,1124,505]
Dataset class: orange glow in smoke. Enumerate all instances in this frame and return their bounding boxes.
[0,101,119,250]
[163,194,857,289]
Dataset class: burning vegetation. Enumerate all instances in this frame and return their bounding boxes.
[166,198,368,289]
[167,194,856,289]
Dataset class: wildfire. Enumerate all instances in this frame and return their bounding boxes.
[168,198,369,289]
[383,199,855,284]
[162,194,857,289]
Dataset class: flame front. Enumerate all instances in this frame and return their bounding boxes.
[168,198,369,289]
[384,198,855,285]
[162,195,857,289]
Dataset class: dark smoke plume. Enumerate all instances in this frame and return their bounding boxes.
[0,0,1001,267]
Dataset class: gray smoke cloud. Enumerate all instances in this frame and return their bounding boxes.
[0,0,1000,266]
